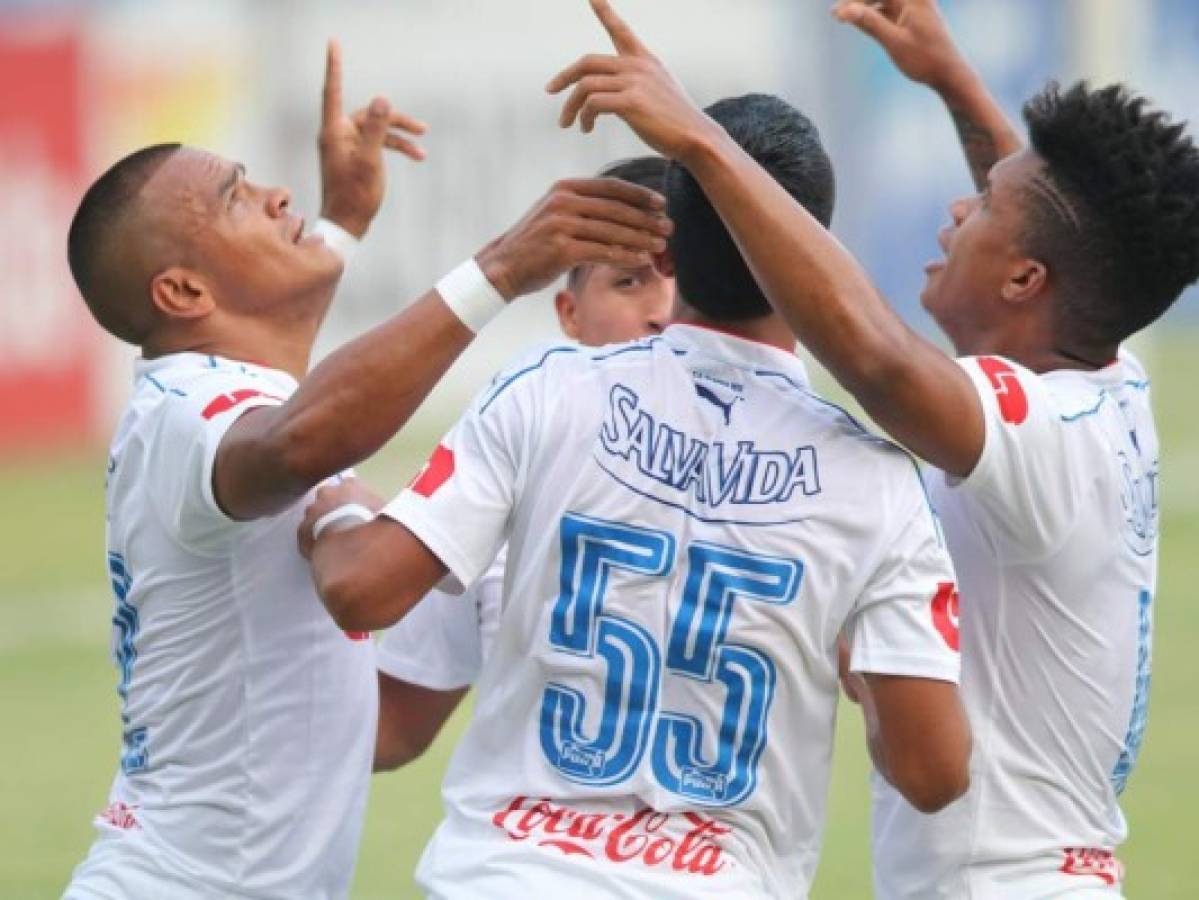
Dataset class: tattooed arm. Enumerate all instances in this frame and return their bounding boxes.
[832,0,1022,190]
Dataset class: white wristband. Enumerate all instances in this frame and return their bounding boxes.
[311,218,361,264]
[435,258,507,333]
[311,503,375,541]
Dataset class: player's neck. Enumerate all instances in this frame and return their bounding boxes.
[672,308,796,353]
[955,317,1118,374]
[142,316,318,380]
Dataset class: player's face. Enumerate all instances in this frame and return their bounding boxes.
[920,151,1039,354]
[556,263,674,346]
[150,149,342,318]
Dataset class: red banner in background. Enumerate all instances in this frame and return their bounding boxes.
[0,26,100,455]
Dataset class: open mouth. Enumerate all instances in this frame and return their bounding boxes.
[289,216,305,244]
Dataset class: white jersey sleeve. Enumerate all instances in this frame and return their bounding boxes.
[376,556,504,690]
[380,364,533,589]
[954,355,1085,558]
[141,373,285,554]
[848,473,961,683]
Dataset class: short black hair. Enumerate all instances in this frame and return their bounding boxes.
[666,94,834,321]
[567,155,668,290]
[1023,82,1199,345]
[67,142,182,344]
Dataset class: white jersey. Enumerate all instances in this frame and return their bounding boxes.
[381,325,960,898]
[873,352,1158,899]
[66,353,376,900]
[376,547,505,690]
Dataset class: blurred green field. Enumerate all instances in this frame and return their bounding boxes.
[1,335,1196,898]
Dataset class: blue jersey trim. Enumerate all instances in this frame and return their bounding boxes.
[590,337,664,361]
[480,346,580,415]
[142,373,186,397]
[1060,392,1108,422]
[1111,589,1153,794]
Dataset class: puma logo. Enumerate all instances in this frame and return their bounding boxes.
[695,383,738,425]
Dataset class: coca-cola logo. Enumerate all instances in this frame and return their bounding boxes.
[1060,847,1123,886]
[492,796,732,877]
[98,801,140,831]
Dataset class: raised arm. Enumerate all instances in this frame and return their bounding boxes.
[832,0,1022,191]
[215,174,670,520]
[548,0,982,476]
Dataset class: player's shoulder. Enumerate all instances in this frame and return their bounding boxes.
[125,353,290,439]
[476,337,671,414]
[761,380,929,501]
[1117,347,1151,389]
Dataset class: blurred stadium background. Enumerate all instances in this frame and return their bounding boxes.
[1,0,1196,896]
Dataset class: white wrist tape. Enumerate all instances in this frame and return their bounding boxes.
[311,503,375,541]
[435,258,507,333]
[311,218,360,263]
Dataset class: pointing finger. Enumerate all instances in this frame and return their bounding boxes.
[589,0,648,57]
[322,39,343,127]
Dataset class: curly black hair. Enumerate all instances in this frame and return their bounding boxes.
[1023,82,1199,346]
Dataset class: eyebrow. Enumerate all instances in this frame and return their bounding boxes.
[217,163,246,201]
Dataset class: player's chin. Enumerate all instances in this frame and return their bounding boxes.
[301,242,345,280]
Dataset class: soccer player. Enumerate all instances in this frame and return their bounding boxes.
[374,155,675,771]
[300,46,972,900]
[552,0,1199,895]
[61,39,671,900]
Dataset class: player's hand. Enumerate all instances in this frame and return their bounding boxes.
[838,633,868,705]
[298,477,384,561]
[318,39,428,239]
[475,177,672,301]
[546,0,721,166]
[830,1,969,93]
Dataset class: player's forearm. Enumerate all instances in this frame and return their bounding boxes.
[934,67,1023,192]
[310,517,448,633]
[374,675,467,772]
[683,128,911,393]
[864,674,972,814]
[274,292,470,485]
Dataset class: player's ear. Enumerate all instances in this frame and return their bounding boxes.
[652,246,675,279]
[554,288,582,341]
[1001,257,1047,305]
[149,267,217,323]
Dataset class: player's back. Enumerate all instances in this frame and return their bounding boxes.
[396,325,959,898]
[873,352,1158,898]
[68,353,375,900]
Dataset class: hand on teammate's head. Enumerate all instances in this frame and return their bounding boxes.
[474,176,671,302]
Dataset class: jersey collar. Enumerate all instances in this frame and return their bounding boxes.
[662,323,810,386]
[134,352,299,393]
